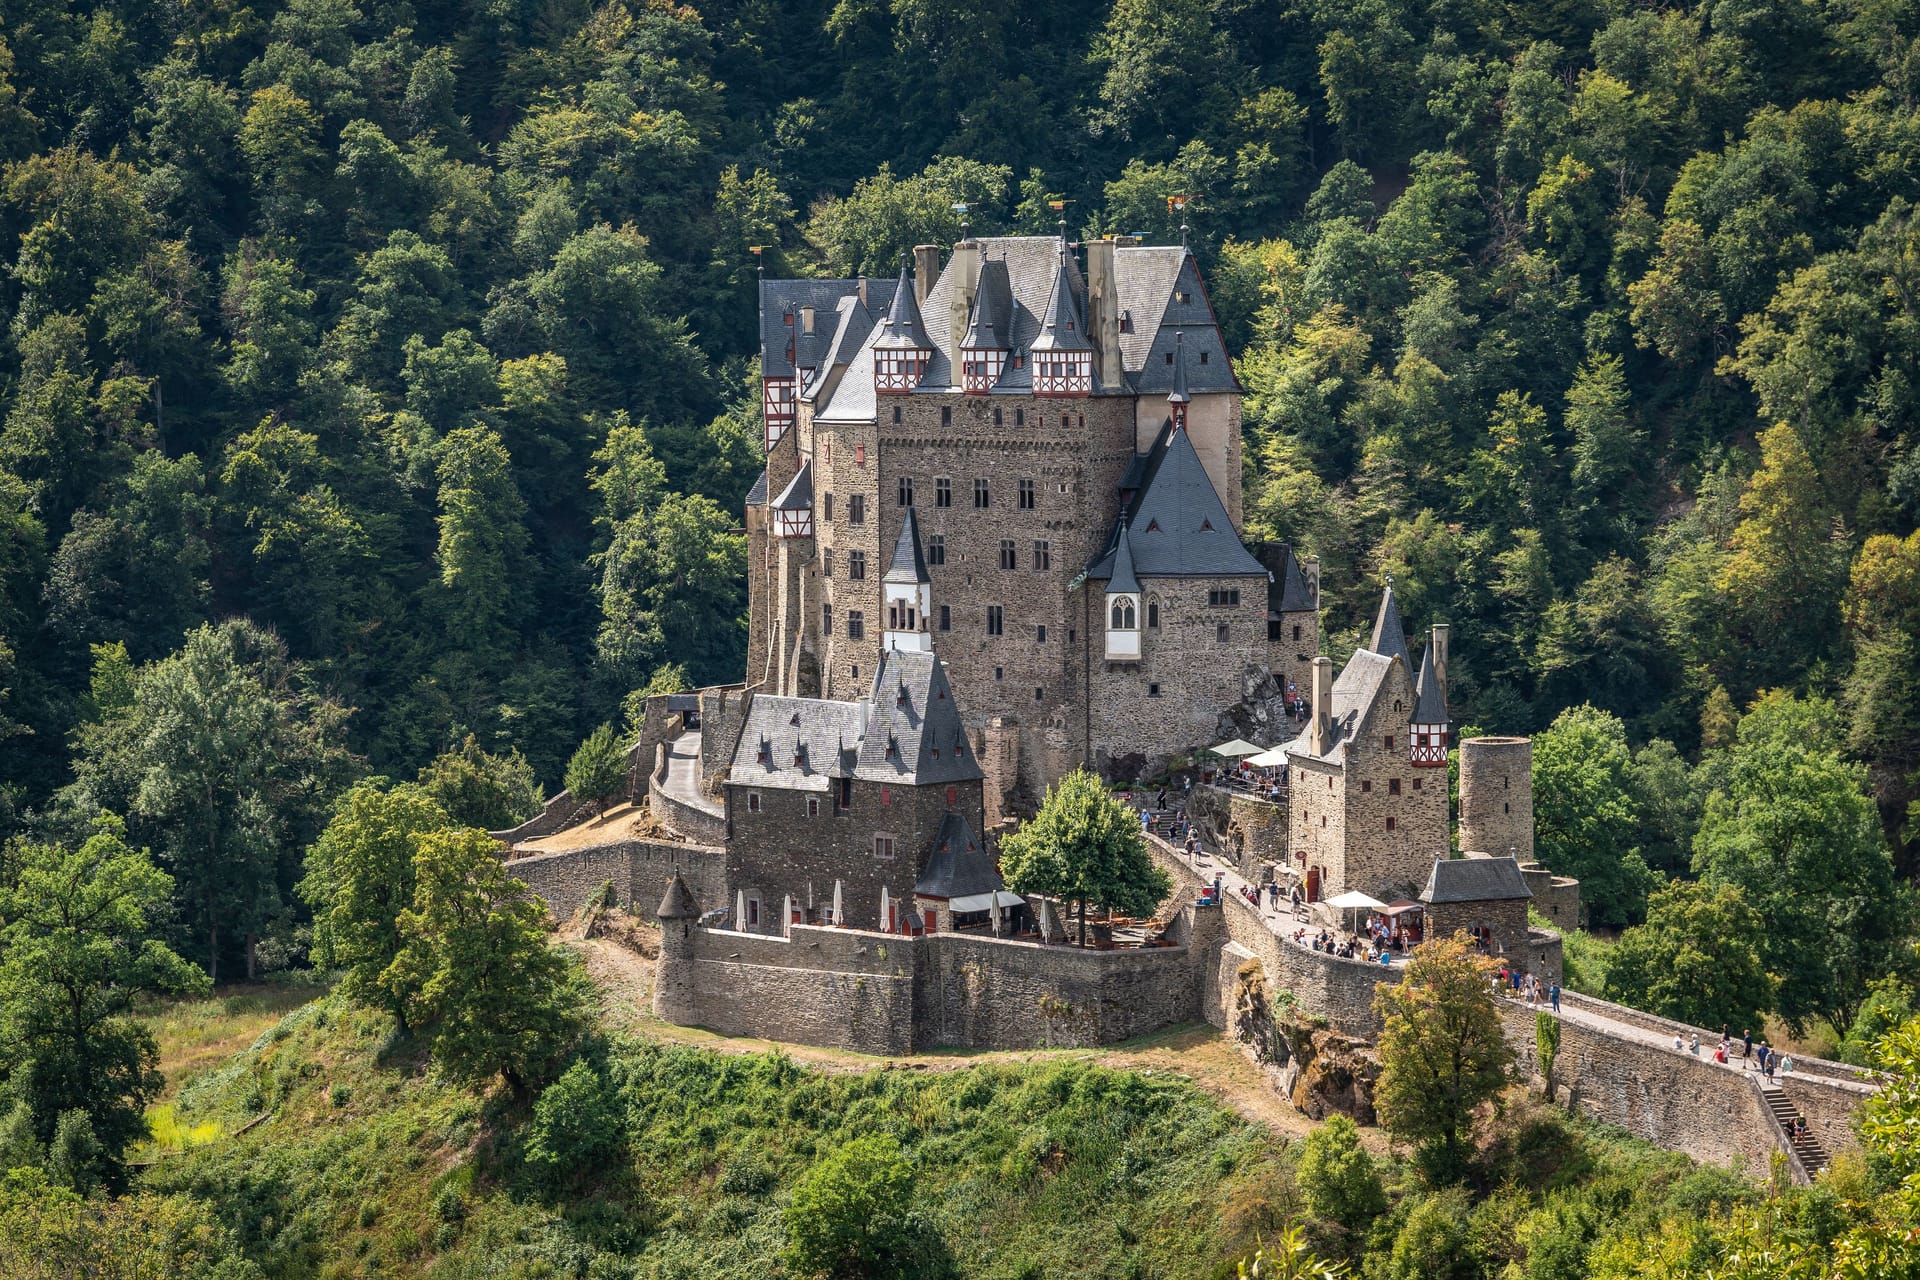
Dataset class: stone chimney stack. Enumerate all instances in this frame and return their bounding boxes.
[799,304,815,335]
[1309,656,1332,757]
[1085,237,1124,386]
[1431,623,1450,696]
[912,244,940,309]
[949,236,979,365]
[1304,555,1322,605]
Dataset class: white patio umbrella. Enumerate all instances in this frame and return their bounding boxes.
[1245,746,1291,768]
[880,886,891,932]
[1326,889,1389,935]
[1208,738,1263,758]
[832,878,843,926]
[735,889,746,930]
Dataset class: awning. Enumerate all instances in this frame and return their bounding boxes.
[1326,890,1389,911]
[1382,899,1424,916]
[1245,747,1290,768]
[1209,738,1263,758]
[949,890,1025,913]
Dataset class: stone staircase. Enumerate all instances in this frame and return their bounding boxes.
[1755,1074,1828,1181]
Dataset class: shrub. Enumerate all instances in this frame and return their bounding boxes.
[782,1135,953,1280]
[526,1060,627,1171]
[1297,1115,1385,1233]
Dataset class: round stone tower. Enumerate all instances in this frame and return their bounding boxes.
[1458,736,1533,861]
[653,874,702,1027]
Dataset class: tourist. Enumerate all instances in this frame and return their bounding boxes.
[1674,1035,1684,1052]
[1714,1043,1727,1064]
[1689,1035,1699,1055]
[1780,1054,1794,1075]
[1742,1028,1753,1059]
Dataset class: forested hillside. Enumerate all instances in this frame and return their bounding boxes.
[2,0,1920,961]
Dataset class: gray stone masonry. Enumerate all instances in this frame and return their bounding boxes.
[509,839,726,924]
[1459,736,1533,862]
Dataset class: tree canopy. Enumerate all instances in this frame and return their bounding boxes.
[998,768,1172,940]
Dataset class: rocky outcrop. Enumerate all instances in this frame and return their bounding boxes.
[1232,959,1380,1123]
[1214,666,1300,747]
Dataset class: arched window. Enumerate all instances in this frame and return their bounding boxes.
[1110,598,1136,629]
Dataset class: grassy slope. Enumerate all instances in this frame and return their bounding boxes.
[138,989,1301,1280]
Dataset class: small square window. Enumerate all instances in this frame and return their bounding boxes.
[1383,735,1394,750]
[1292,624,1302,641]
[807,796,819,817]
[1386,816,1397,831]
[1148,682,1161,697]
[1216,622,1230,644]
[748,791,761,812]
[1034,687,1044,702]
[1200,350,1209,364]
[875,835,895,859]
[994,666,1004,681]
[1361,780,1372,793]
[1389,778,1402,796]
[1412,778,1423,791]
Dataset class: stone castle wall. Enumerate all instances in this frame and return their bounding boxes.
[1520,862,1582,930]
[509,839,727,923]
[662,920,1201,1055]
[1459,736,1533,860]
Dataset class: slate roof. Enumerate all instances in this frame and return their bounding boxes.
[1282,649,1397,766]
[913,812,1000,900]
[1107,522,1141,595]
[873,257,933,351]
[744,469,768,507]
[889,236,1086,397]
[1167,330,1191,404]
[1369,583,1410,672]
[760,279,882,379]
[1265,544,1316,613]
[1413,645,1449,724]
[772,460,812,511]
[1030,245,1094,353]
[729,693,866,793]
[885,507,930,584]
[1420,856,1532,904]
[1085,424,1266,581]
[856,649,983,785]
[1116,248,1239,394]
[657,874,702,919]
[961,258,1013,352]
[801,293,887,400]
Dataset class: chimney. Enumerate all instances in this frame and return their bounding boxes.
[1085,237,1124,386]
[857,695,872,743]
[1309,656,1332,756]
[800,304,815,335]
[1304,555,1321,605]
[857,276,869,307]
[949,236,979,363]
[1430,623,1450,696]
[913,244,940,309]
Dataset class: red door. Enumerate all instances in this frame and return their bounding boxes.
[1306,867,1321,903]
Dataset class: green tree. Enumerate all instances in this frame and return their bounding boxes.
[998,768,1172,945]
[1297,1113,1385,1234]
[0,1175,257,1278]
[415,735,543,831]
[380,827,584,1095]
[1531,705,1658,926]
[525,1058,627,1171]
[802,157,1010,277]
[301,781,451,1028]
[1603,881,1776,1032]
[783,1134,951,1280]
[564,723,627,815]
[1373,935,1514,1180]
[432,424,531,643]
[1692,691,1911,1033]
[0,817,207,1187]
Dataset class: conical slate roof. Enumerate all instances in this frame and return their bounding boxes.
[1029,245,1092,353]
[657,874,701,919]
[1276,546,1316,611]
[1369,581,1410,671]
[961,259,1012,351]
[772,460,813,511]
[1413,645,1449,724]
[885,508,930,584]
[874,256,932,350]
[1168,330,1191,406]
[1107,521,1141,595]
[1085,424,1265,580]
[913,812,1000,900]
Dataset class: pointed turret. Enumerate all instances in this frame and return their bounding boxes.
[1369,579,1411,671]
[1104,521,1142,661]
[1168,330,1191,430]
[874,254,933,394]
[1030,244,1093,395]
[883,509,933,652]
[959,260,1011,393]
[657,874,701,920]
[1410,627,1451,766]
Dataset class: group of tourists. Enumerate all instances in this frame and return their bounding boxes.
[1707,1026,1793,1076]
[1496,963,1560,1011]
[1290,927,1397,966]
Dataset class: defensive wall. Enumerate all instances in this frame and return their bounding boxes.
[658,918,1206,1056]
[509,839,727,924]
[648,743,729,847]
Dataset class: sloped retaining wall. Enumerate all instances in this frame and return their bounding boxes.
[509,839,727,923]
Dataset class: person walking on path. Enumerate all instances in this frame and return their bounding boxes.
[1742,1028,1753,1060]
[1549,983,1560,1013]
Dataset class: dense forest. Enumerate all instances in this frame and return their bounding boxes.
[2,0,1920,1076]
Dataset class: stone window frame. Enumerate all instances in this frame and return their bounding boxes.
[1148,682,1161,697]
[999,540,1017,571]
[873,833,897,860]
[939,604,951,631]
[1389,778,1401,796]
[824,492,833,521]
[1207,587,1242,608]
[974,477,991,508]
[1383,735,1394,750]
[1147,599,1160,628]
[822,604,832,635]
[1386,816,1397,831]
[935,477,952,507]
[847,610,865,639]
[848,494,866,526]
[898,476,914,507]
[807,796,820,817]
[748,790,762,813]
[927,534,945,565]
[1036,624,1047,644]
[1032,540,1050,571]
[1361,780,1372,793]
[746,896,761,926]
[1034,686,1044,702]
[987,605,1004,636]
[822,549,834,576]
[1019,478,1036,509]
[1216,621,1230,644]
[848,550,867,580]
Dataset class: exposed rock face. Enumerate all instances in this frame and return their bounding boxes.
[1214,666,1296,746]
[1231,959,1380,1124]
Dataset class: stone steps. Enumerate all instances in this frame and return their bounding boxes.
[1757,1077,1828,1175]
